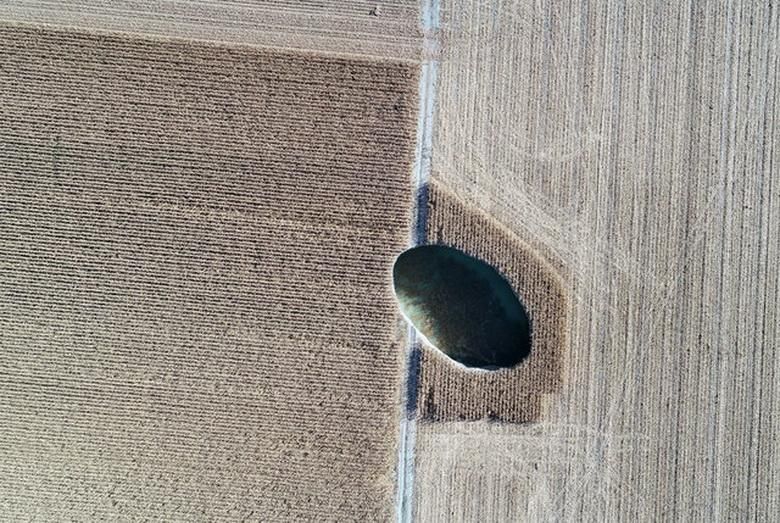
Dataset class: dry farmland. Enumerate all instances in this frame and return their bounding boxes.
[0,24,419,521]
[415,1,780,521]
[0,0,778,521]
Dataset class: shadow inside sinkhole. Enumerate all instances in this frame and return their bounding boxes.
[393,245,532,371]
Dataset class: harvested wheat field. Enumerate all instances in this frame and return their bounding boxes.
[0,1,422,60]
[0,22,419,520]
[414,0,780,521]
[1,0,779,522]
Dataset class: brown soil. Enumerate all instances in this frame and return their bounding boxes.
[0,24,418,521]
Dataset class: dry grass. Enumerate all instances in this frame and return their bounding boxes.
[0,24,419,521]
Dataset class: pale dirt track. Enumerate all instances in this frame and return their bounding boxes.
[415,1,779,521]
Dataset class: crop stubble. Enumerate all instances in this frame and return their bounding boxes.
[0,0,422,60]
[415,1,780,521]
[0,24,419,521]
[416,181,568,423]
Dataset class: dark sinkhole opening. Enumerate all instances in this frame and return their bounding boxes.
[392,245,532,370]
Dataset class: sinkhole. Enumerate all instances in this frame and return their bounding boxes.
[392,245,532,370]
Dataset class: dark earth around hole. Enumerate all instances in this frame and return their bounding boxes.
[393,245,532,370]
